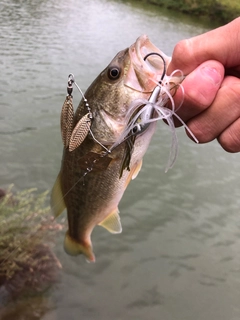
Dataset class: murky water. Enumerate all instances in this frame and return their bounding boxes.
[1,0,240,319]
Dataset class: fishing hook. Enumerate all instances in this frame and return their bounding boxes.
[143,52,166,83]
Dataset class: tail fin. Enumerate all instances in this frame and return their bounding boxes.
[64,231,95,263]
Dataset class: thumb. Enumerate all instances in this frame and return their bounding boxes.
[170,60,224,126]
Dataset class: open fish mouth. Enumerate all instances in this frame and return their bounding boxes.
[124,35,170,93]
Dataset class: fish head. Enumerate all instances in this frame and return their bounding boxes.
[82,35,171,144]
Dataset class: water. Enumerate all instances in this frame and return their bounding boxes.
[1,0,240,319]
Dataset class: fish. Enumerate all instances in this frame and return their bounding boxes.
[51,35,183,262]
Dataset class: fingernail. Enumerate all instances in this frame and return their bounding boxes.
[200,66,222,86]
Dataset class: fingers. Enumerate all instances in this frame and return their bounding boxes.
[218,118,240,152]
[166,17,240,153]
[172,60,224,126]
[186,76,240,150]
[168,17,240,75]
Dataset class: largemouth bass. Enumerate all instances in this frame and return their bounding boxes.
[51,35,183,262]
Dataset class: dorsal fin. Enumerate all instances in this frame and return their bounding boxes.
[99,208,122,234]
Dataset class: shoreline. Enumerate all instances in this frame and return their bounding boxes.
[145,0,240,25]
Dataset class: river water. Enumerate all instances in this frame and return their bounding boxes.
[1,0,240,319]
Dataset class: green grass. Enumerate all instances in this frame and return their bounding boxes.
[146,0,240,24]
[0,187,63,304]
[219,0,240,10]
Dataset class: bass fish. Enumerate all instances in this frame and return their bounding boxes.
[51,35,184,262]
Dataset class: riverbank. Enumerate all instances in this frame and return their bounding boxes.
[146,0,240,25]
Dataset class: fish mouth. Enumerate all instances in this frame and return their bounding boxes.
[124,35,170,93]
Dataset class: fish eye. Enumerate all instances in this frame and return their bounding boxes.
[107,67,121,80]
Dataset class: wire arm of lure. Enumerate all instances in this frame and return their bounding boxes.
[68,73,93,119]
[88,127,111,154]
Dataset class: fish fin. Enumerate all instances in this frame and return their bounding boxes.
[61,95,74,148]
[131,159,142,180]
[50,173,66,217]
[99,208,122,234]
[69,113,91,152]
[124,160,143,188]
[64,231,95,262]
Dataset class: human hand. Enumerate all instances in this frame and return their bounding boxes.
[168,17,240,152]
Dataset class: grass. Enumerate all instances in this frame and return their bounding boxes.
[145,0,240,24]
[220,0,240,10]
[0,186,64,306]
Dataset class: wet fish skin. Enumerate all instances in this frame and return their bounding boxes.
[51,35,171,262]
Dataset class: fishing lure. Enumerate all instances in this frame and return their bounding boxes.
[60,52,198,175]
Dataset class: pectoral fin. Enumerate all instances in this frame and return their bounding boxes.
[124,160,143,188]
[131,159,142,180]
[99,208,122,234]
[50,173,66,217]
